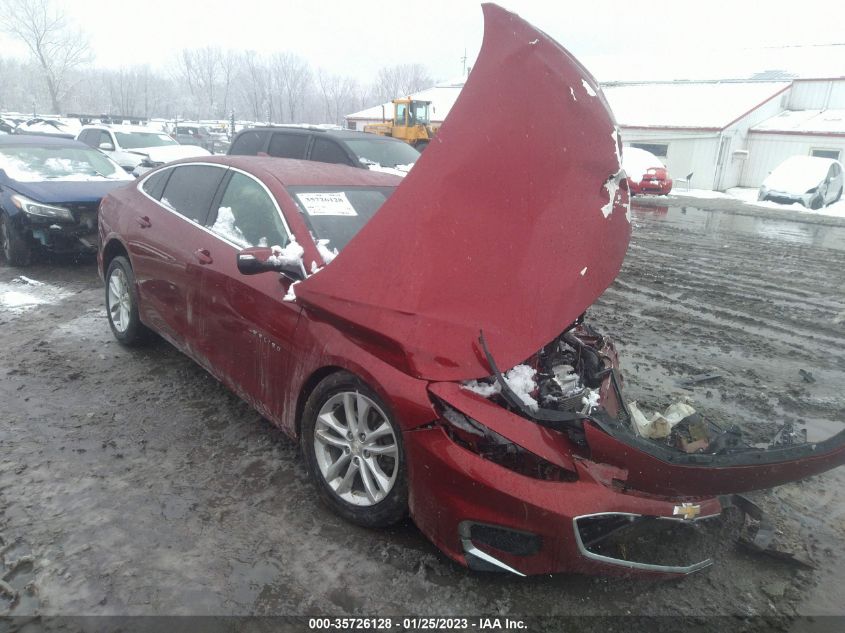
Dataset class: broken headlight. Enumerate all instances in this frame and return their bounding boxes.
[433,399,576,482]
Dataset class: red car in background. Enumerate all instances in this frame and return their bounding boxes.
[97,4,845,578]
[623,146,673,195]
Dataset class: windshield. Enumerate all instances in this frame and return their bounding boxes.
[288,186,395,256]
[346,139,420,168]
[115,131,177,149]
[0,145,131,182]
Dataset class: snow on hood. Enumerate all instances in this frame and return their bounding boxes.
[292,3,631,381]
[141,144,212,162]
[762,155,833,193]
[622,146,665,182]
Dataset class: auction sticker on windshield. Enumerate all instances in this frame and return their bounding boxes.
[296,192,358,216]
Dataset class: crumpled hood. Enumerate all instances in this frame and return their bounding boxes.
[294,3,631,381]
[136,144,211,163]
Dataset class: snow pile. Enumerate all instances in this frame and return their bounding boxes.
[267,238,304,268]
[363,161,414,177]
[211,207,252,247]
[283,280,300,302]
[762,155,832,193]
[462,364,539,410]
[581,389,601,413]
[316,239,338,263]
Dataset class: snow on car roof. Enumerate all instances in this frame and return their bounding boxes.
[602,81,791,130]
[763,155,837,192]
[751,109,845,135]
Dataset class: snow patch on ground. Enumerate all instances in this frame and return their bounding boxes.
[0,278,70,316]
[670,187,845,218]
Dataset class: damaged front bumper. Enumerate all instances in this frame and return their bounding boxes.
[410,322,845,577]
[16,207,99,254]
[406,420,724,577]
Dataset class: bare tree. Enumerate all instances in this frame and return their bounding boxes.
[316,69,359,126]
[238,51,270,122]
[0,0,92,112]
[268,52,312,123]
[374,64,433,103]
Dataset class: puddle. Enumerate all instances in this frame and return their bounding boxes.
[632,204,845,253]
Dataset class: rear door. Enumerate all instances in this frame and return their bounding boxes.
[191,168,302,418]
[267,132,309,159]
[129,163,227,347]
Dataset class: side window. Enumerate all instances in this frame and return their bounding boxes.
[79,130,94,146]
[160,165,226,223]
[141,169,171,200]
[310,138,352,165]
[97,130,113,149]
[268,133,308,159]
[207,172,289,249]
[229,130,267,155]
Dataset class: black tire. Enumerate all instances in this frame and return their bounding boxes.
[809,191,825,210]
[105,256,149,346]
[1,212,32,266]
[301,371,408,528]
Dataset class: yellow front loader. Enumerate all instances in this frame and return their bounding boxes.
[364,98,438,150]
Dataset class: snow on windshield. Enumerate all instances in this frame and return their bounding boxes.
[764,156,832,193]
[0,146,130,182]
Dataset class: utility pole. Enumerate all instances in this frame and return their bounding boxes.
[461,49,468,76]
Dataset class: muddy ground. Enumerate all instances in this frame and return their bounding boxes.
[0,203,844,630]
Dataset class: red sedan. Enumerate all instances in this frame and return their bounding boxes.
[623,146,673,195]
[98,4,845,578]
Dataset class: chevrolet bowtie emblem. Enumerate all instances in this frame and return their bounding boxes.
[673,503,701,520]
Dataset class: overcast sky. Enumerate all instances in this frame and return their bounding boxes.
[1,0,843,83]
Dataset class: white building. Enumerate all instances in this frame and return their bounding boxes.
[346,76,845,192]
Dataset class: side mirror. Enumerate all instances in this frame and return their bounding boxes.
[99,142,115,151]
[236,247,304,280]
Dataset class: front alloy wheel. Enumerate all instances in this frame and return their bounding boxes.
[314,391,399,506]
[302,372,407,527]
[105,256,149,346]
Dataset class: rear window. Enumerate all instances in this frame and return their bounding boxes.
[288,186,394,254]
[229,130,267,155]
[141,169,171,200]
[268,133,308,159]
[309,138,352,166]
[160,165,226,223]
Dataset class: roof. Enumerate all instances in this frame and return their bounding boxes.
[161,155,404,188]
[0,134,86,148]
[601,81,791,130]
[238,126,409,142]
[751,109,845,137]
[346,79,466,122]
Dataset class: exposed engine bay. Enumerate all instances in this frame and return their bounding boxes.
[466,315,809,457]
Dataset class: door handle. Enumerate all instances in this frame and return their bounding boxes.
[193,248,213,265]
[136,215,151,228]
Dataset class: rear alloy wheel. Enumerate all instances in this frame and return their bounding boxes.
[0,212,32,266]
[105,256,149,346]
[301,371,407,527]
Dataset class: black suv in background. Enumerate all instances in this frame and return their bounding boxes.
[227,126,420,172]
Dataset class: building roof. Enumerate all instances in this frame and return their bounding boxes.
[601,81,791,130]
[346,79,466,122]
[750,109,845,137]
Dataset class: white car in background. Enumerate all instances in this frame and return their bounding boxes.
[758,155,844,209]
[76,125,211,174]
